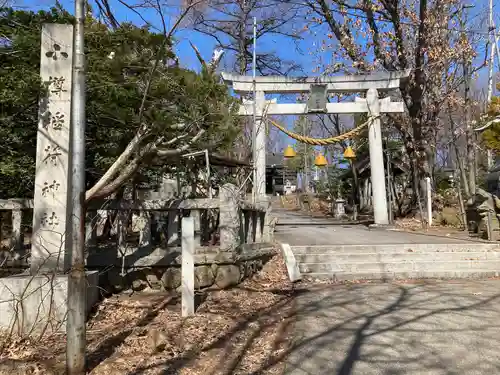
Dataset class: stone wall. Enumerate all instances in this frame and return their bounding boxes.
[97,244,275,293]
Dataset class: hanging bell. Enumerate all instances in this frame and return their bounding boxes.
[314,153,327,167]
[283,145,297,158]
[343,146,356,159]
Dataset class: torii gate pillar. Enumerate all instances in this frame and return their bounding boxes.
[254,91,267,198]
[366,88,388,225]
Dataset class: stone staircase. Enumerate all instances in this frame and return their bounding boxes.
[292,243,500,281]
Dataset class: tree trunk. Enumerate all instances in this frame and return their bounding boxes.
[464,60,476,196]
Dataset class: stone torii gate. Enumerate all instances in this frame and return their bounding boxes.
[221,71,410,225]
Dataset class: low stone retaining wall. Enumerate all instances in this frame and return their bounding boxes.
[93,243,276,293]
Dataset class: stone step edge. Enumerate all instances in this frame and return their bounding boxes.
[291,245,500,253]
[298,259,500,265]
[291,243,500,248]
[290,244,500,248]
[301,270,500,280]
[294,251,500,257]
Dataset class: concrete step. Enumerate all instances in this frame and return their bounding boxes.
[302,270,500,281]
[295,251,500,264]
[299,260,500,274]
[291,243,500,254]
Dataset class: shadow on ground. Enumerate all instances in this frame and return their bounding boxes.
[111,279,500,375]
[281,280,500,375]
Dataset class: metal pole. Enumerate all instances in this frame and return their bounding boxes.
[252,16,257,202]
[486,0,495,170]
[303,118,308,193]
[487,0,494,104]
[66,0,87,373]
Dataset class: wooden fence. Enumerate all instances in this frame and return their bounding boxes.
[0,184,272,269]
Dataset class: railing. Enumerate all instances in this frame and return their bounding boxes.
[0,183,272,270]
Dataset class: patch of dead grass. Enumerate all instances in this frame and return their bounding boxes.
[0,250,295,375]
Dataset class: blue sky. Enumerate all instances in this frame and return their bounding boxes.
[16,0,336,72]
[14,0,500,159]
[18,0,500,85]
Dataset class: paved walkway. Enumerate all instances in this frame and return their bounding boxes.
[284,280,500,375]
[275,209,500,374]
[273,208,483,246]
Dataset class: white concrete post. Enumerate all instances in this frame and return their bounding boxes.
[167,210,179,246]
[31,24,74,273]
[137,211,151,248]
[366,88,389,225]
[426,176,432,226]
[181,217,195,317]
[11,209,23,252]
[254,90,266,198]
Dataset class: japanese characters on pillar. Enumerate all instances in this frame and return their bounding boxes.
[31,24,74,273]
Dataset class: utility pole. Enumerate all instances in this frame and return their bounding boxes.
[66,0,87,372]
[487,0,495,103]
[486,0,495,170]
[252,16,257,201]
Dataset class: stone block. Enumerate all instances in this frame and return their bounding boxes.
[0,270,99,334]
[211,263,219,277]
[145,269,163,290]
[194,265,215,289]
[436,206,461,227]
[161,268,181,289]
[219,184,240,250]
[131,278,147,291]
[215,265,240,289]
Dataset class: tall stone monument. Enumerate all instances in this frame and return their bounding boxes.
[31,24,73,273]
[0,24,99,334]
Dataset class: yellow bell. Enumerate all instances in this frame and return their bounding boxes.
[343,146,356,159]
[314,153,327,167]
[283,145,296,158]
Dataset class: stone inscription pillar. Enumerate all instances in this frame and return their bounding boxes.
[31,24,74,273]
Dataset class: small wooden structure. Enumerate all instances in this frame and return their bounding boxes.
[266,153,297,195]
